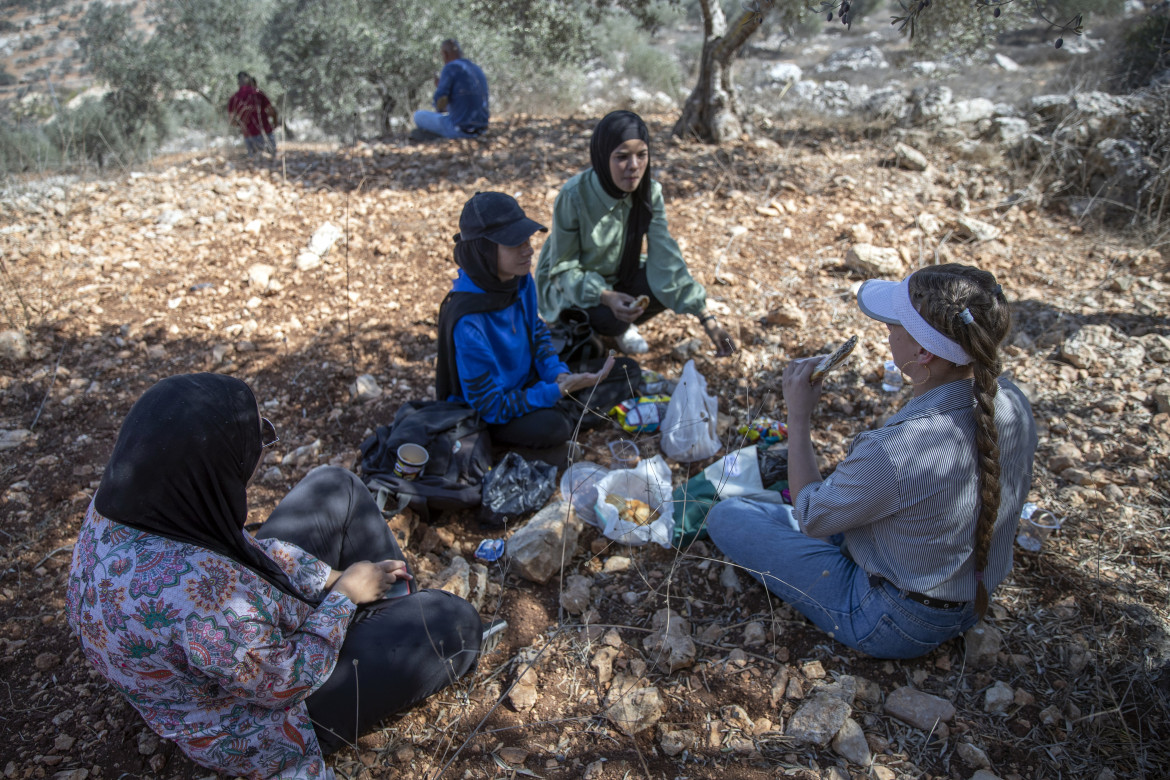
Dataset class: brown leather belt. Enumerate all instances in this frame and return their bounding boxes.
[869,574,967,610]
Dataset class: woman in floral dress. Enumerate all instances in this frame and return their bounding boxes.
[66,373,483,778]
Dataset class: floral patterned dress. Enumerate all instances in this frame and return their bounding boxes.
[66,501,356,779]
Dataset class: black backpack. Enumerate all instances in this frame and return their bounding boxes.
[359,400,492,524]
[548,307,605,371]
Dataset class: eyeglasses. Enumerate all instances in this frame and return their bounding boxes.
[261,417,279,448]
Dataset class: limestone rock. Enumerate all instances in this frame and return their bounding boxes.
[957,741,992,768]
[508,665,539,712]
[765,302,807,328]
[845,244,902,278]
[658,726,697,757]
[883,686,956,730]
[955,215,1001,242]
[604,676,663,735]
[247,263,276,291]
[742,621,766,648]
[984,681,1014,713]
[432,556,470,599]
[0,429,32,452]
[506,501,581,584]
[0,330,29,362]
[350,374,382,403]
[832,717,871,765]
[893,142,929,172]
[643,608,696,673]
[308,221,344,257]
[964,623,1003,668]
[560,574,593,615]
[786,693,852,747]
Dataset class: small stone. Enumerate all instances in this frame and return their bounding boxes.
[984,681,1014,714]
[560,574,593,614]
[831,717,871,765]
[604,679,663,735]
[137,729,160,756]
[970,771,1004,780]
[498,747,528,765]
[395,746,415,762]
[956,741,991,768]
[765,302,807,328]
[591,646,619,684]
[508,666,539,712]
[431,556,470,599]
[801,660,826,679]
[964,623,1002,667]
[247,263,276,291]
[955,215,1001,242]
[893,142,929,171]
[786,694,852,746]
[658,727,696,757]
[883,686,956,730]
[742,621,766,648]
[1039,704,1061,725]
[505,502,581,584]
[34,652,61,671]
[844,243,902,278]
[643,608,696,673]
[350,374,382,402]
[0,330,29,362]
[52,735,75,753]
[672,337,704,361]
[0,429,31,452]
[719,563,742,591]
[1048,442,1082,472]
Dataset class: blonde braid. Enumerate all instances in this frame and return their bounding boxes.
[908,264,1011,618]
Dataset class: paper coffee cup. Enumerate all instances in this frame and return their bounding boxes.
[394,443,429,480]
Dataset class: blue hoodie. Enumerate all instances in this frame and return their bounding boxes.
[448,271,570,424]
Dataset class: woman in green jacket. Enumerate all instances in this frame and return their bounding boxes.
[535,110,735,357]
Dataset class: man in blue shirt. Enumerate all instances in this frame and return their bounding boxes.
[412,39,489,141]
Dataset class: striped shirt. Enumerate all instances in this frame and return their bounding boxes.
[794,378,1037,602]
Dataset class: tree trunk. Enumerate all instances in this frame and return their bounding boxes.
[672,1,770,144]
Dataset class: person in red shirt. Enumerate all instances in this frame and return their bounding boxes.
[227,71,278,158]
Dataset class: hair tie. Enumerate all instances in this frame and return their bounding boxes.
[974,570,984,583]
[959,308,975,325]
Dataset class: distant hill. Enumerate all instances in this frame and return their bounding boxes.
[0,0,147,115]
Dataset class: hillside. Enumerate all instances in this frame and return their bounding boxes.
[0,114,1168,779]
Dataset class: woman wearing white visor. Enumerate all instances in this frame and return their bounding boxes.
[707,264,1037,659]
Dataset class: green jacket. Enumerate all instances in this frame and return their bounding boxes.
[535,169,707,323]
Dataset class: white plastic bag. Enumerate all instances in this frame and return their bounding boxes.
[702,446,764,497]
[660,359,721,463]
[593,455,675,548]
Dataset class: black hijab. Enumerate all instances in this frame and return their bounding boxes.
[590,110,653,289]
[435,235,525,401]
[94,373,316,605]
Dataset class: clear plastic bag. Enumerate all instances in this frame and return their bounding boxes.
[660,360,721,463]
[593,455,675,548]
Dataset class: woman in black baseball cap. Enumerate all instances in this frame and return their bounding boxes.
[436,192,640,451]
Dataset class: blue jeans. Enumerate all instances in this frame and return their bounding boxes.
[413,110,483,139]
[244,132,276,156]
[706,496,978,659]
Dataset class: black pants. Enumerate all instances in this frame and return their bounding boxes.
[489,357,642,449]
[579,266,667,337]
[256,466,482,755]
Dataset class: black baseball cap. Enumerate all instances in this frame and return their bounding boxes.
[458,192,547,247]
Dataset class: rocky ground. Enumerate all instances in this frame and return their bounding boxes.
[1,115,1168,780]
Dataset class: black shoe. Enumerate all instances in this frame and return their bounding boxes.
[480,619,507,655]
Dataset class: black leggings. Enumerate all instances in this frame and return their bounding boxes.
[489,356,642,449]
[256,466,482,755]
[579,266,667,338]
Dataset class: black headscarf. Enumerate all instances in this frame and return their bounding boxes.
[590,110,653,289]
[435,235,526,401]
[94,373,316,605]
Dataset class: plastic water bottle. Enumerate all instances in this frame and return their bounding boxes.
[881,360,903,392]
[1016,502,1042,552]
